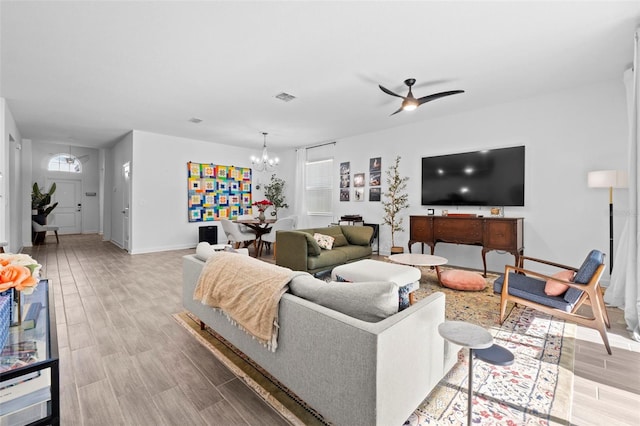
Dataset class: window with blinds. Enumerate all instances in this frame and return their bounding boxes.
[304,143,334,216]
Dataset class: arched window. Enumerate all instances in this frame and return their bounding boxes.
[48,154,82,173]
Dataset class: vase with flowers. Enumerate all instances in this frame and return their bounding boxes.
[0,253,42,327]
[252,199,273,222]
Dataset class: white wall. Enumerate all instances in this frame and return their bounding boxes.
[127,130,295,254]
[106,132,133,248]
[3,100,25,253]
[330,79,628,278]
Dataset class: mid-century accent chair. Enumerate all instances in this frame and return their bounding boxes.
[493,250,611,354]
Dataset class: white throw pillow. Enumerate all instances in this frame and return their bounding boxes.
[313,233,335,250]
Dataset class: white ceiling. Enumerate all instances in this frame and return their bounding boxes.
[2,1,640,151]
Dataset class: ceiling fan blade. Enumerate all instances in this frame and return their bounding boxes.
[379,84,405,99]
[417,90,465,105]
[390,106,404,116]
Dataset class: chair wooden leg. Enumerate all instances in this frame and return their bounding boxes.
[272,242,277,259]
[54,230,59,244]
[499,297,508,324]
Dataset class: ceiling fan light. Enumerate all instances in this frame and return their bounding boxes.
[401,97,419,111]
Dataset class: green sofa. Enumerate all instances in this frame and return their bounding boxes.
[275,225,374,274]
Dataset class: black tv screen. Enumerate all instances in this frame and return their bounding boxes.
[421,146,525,206]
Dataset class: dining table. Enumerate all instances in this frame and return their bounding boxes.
[234,218,276,252]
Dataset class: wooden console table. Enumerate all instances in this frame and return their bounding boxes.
[408,216,524,276]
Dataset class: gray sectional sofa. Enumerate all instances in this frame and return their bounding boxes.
[183,251,460,426]
[275,225,373,274]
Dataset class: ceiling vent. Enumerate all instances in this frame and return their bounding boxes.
[275,92,296,102]
[188,117,203,124]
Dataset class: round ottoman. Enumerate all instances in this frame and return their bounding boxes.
[439,269,486,291]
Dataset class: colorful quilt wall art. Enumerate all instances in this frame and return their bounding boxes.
[187,162,252,222]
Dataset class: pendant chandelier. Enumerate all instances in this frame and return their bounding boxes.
[251,132,279,172]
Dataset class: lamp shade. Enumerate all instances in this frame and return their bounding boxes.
[587,170,629,188]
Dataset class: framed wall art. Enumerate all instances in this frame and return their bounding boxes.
[187,162,252,222]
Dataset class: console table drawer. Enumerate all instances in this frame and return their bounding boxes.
[434,218,483,244]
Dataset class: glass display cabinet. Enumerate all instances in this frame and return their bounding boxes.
[0,281,60,426]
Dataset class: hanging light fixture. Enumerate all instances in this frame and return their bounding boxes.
[250,132,279,172]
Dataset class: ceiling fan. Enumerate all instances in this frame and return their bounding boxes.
[378,78,464,116]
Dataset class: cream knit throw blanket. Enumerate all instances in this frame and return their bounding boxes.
[194,251,296,351]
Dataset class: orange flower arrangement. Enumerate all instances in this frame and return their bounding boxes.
[0,253,41,294]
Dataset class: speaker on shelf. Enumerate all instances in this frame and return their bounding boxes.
[198,226,218,244]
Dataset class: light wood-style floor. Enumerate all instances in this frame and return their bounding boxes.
[22,234,640,425]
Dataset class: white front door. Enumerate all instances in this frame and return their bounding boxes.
[48,178,82,234]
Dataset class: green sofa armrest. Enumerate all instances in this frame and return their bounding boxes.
[341,225,374,246]
[276,230,319,271]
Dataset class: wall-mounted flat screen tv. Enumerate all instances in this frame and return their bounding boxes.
[421,146,525,206]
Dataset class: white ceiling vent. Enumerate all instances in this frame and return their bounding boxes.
[275,92,296,102]
[188,117,203,124]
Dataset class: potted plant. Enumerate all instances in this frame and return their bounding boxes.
[263,174,289,219]
[382,156,409,254]
[31,182,58,226]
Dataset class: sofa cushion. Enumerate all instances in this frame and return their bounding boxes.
[494,273,574,312]
[307,250,349,271]
[332,245,371,262]
[332,233,349,247]
[303,233,322,256]
[440,269,486,291]
[314,233,335,250]
[289,273,399,322]
[341,226,373,246]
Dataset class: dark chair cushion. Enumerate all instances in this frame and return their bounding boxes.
[564,250,605,304]
[494,273,574,312]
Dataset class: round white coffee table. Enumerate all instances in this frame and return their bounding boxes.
[388,253,448,283]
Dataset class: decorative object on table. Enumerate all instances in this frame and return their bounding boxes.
[250,132,279,172]
[263,174,289,218]
[587,169,628,274]
[0,253,42,325]
[382,155,409,254]
[427,208,434,216]
[378,78,464,115]
[0,292,11,348]
[252,199,273,222]
[490,206,504,217]
[187,162,252,222]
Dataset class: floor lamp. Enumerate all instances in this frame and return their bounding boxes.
[587,170,629,274]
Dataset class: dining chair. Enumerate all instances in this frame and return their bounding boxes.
[220,219,257,251]
[258,217,295,258]
[236,214,255,232]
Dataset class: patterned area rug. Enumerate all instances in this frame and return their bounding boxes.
[406,266,575,425]
[175,266,575,426]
